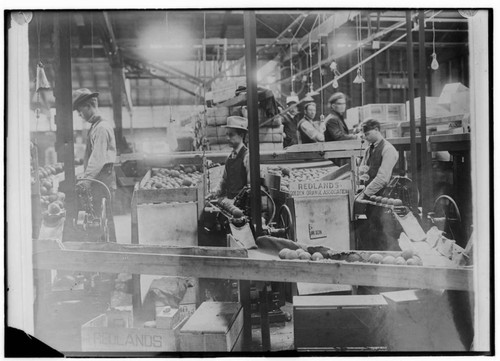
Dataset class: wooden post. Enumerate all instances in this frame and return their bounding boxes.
[259,283,271,351]
[244,11,262,236]
[111,66,124,154]
[53,13,77,241]
[239,280,252,350]
[418,10,432,224]
[405,11,419,203]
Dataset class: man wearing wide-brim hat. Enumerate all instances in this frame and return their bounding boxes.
[72,88,117,242]
[214,116,250,199]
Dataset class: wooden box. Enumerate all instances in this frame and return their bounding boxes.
[179,302,243,352]
[131,168,204,246]
[81,313,188,352]
[361,103,405,123]
[293,295,388,350]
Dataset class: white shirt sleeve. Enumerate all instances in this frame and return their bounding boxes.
[363,145,399,197]
[300,120,325,142]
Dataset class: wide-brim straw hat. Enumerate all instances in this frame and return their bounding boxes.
[72,88,99,110]
[222,116,248,131]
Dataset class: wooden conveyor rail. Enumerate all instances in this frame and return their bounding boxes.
[33,239,473,292]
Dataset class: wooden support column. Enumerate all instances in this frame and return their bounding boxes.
[244,11,262,236]
[405,11,419,202]
[53,13,77,239]
[112,66,124,153]
[418,10,432,223]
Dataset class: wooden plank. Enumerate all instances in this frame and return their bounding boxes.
[34,239,248,258]
[33,249,474,291]
[287,140,364,153]
[135,187,199,204]
[294,294,387,308]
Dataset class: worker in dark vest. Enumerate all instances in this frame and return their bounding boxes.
[297,97,324,144]
[73,88,117,243]
[324,92,358,142]
[282,95,300,148]
[355,118,399,250]
[215,116,250,199]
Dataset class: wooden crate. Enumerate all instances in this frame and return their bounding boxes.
[131,168,205,246]
[361,103,405,123]
[179,302,243,352]
[81,313,188,352]
[293,295,388,350]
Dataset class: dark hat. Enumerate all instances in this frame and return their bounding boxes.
[302,96,316,110]
[328,92,346,104]
[286,95,299,105]
[222,116,248,131]
[361,118,381,132]
[72,88,99,110]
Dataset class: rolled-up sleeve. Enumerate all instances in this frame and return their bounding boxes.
[363,146,399,196]
[84,127,112,179]
[300,120,325,142]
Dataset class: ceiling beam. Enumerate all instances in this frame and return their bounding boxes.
[205,12,310,87]
[98,11,133,113]
[124,58,204,101]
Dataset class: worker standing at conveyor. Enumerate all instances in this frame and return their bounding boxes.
[323,92,358,142]
[214,116,250,199]
[355,118,399,250]
[282,95,300,148]
[297,96,324,144]
[72,88,117,242]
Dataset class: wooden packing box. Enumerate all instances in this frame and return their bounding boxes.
[293,295,388,350]
[179,302,243,352]
[131,167,205,246]
[361,103,405,123]
[81,313,188,352]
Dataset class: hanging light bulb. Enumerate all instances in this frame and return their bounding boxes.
[329,61,338,72]
[353,67,365,84]
[431,52,439,70]
[302,75,308,82]
[332,76,339,89]
[430,12,439,71]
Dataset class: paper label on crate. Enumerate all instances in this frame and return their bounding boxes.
[288,180,351,198]
[308,222,327,240]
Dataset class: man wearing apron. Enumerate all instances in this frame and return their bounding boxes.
[297,97,324,144]
[215,116,250,199]
[355,118,399,250]
[73,88,117,242]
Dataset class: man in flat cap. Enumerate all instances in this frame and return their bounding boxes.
[215,116,250,199]
[282,95,300,148]
[324,92,358,142]
[73,88,117,242]
[297,96,324,144]
[355,118,399,250]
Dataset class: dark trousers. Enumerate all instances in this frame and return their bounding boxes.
[91,183,117,243]
[356,205,401,251]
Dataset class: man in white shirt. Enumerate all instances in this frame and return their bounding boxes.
[73,88,117,242]
[355,118,399,250]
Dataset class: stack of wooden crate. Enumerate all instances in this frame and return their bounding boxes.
[204,107,231,151]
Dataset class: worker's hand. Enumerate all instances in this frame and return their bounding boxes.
[76,180,91,193]
[358,165,369,175]
[354,191,366,203]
